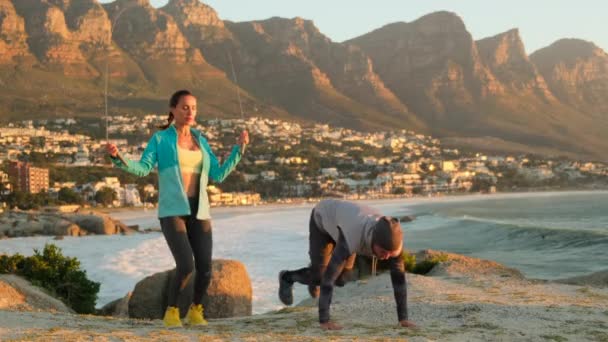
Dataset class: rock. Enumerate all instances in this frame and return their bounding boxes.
[0,212,81,237]
[128,270,169,320]
[43,219,80,237]
[399,215,415,223]
[98,292,131,317]
[127,224,139,231]
[7,220,45,237]
[420,249,523,279]
[128,259,252,320]
[0,277,26,309]
[0,274,73,313]
[199,259,253,318]
[115,221,136,235]
[554,270,608,288]
[67,213,117,235]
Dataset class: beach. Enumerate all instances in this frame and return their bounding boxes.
[1,250,607,341]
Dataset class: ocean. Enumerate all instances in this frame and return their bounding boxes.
[0,191,606,314]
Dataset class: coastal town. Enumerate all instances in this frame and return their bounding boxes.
[0,115,607,211]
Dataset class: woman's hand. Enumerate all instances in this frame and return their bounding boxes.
[106,143,118,158]
[237,130,249,148]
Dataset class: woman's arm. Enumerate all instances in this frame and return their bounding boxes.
[200,132,247,182]
[109,135,158,177]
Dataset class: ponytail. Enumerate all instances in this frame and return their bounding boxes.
[157,112,174,130]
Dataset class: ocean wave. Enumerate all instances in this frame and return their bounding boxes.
[411,213,608,251]
[459,214,608,235]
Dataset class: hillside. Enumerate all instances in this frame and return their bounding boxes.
[0,1,607,159]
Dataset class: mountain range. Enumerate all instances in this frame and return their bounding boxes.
[1,0,607,160]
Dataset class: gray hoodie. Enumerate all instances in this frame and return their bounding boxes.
[313,199,408,324]
[313,199,380,256]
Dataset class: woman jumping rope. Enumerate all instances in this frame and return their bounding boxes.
[106,89,249,327]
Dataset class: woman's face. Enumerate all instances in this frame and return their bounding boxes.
[172,95,197,127]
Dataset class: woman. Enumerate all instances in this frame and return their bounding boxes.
[106,90,249,327]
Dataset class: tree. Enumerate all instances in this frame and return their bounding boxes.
[57,187,83,204]
[94,187,117,206]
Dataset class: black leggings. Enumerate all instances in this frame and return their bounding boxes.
[285,210,356,286]
[160,197,212,307]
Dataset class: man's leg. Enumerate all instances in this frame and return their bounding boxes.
[278,209,334,304]
[306,210,334,298]
[335,253,356,287]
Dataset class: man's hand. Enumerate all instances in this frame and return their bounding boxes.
[399,320,417,328]
[320,321,343,330]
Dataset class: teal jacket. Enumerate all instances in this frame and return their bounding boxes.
[111,125,242,219]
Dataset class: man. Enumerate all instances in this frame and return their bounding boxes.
[278,199,416,330]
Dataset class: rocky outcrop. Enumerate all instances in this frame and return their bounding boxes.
[0,0,32,63]
[128,259,252,319]
[554,270,608,288]
[0,210,135,238]
[97,292,130,317]
[477,29,556,101]
[348,11,502,121]
[9,0,108,76]
[530,39,608,116]
[419,249,523,279]
[103,0,202,64]
[0,274,73,313]
[217,17,419,131]
[1,3,608,159]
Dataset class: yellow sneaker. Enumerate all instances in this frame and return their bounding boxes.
[185,303,208,326]
[163,306,182,328]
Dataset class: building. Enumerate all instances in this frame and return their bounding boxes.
[7,161,49,194]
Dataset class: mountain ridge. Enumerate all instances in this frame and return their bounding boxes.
[0,1,607,160]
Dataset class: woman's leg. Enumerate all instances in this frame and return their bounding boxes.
[160,216,194,307]
[187,218,212,305]
[185,197,213,305]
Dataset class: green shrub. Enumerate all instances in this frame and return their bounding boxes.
[412,253,449,275]
[0,244,100,314]
[401,251,416,272]
[0,253,25,273]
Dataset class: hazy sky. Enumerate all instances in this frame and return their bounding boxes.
[100,0,607,53]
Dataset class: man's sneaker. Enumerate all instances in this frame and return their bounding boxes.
[278,270,294,305]
[307,284,320,298]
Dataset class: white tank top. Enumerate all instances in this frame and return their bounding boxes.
[177,145,203,174]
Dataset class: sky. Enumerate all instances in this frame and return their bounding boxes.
[100,0,607,54]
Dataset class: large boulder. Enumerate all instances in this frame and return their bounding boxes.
[0,212,81,237]
[128,270,169,319]
[0,274,73,313]
[67,213,118,235]
[128,259,252,320]
[97,292,131,317]
[43,218,81,237]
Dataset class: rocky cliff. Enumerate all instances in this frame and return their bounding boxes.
[0,1,607,159]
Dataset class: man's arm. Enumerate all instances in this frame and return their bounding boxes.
[318,231,350,325]
[388,256,409,322]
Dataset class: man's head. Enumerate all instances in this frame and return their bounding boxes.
[372,216,403,260]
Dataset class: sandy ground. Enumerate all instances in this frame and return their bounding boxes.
[1,261,607,342]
